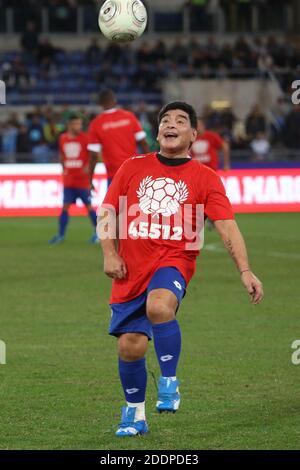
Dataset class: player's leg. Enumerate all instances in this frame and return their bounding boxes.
[116,333,149,436]
[146,267,186,413]
[49,187,74,244]
[109,294,152,436]
[78,189,98,243]
[86,203,98,243]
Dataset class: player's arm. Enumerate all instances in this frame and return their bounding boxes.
[139,137,150,154]
[132,114,150,153]
[214,219,263,304]
[222,140,231,170]
[87,119,103,190]
[97,209,127,280]
[89,151,100,189]
[96,162,130,280]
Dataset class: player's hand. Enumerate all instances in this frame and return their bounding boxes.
[241,271,263,305]
[104,253,127,280]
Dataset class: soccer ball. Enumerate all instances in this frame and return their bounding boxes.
[98,0,147,43]
[137,176,189,217]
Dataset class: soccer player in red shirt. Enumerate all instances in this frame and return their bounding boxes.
[190,117,231,171]
[98,102,263,437]
[87,90,150,187]
[49,115,98,244]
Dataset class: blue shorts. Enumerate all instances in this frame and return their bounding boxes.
[63,187,91,206]
[109,267,186,340]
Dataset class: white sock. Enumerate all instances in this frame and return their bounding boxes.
[127,401,146,421]
[162,376,177,381]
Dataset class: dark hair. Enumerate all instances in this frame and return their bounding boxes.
[99,89,116,106]
[68,113,81,121]
[158,101,198,129]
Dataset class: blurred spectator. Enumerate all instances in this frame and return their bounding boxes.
[1,120,18,158]
[245,105,267,140]
[32,139,54,163]
[37,38,56,65]
[43,114,64,148]
[283,104,300,150]
[21,21,39,56]
[169,39,188,66]
[16,124,32,154]
[250,132,271,161]
[28,114,44,147]
[85,38,102,65]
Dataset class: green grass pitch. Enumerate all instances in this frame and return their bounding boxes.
[0,213,299,450]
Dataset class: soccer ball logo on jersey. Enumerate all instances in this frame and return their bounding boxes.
[137,176,189,217]
[64,142,82,159]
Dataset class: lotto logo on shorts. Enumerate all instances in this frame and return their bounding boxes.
[173,281,182,291]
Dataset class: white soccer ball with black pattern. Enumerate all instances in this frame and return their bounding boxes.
[98,0,147,43]
[137,177,189,217]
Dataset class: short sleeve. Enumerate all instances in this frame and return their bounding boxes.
[204,171,234,221]
[87,118,102,152]
[130,113,146,141]
[101,160,131,214]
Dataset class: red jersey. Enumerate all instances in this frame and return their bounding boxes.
[101,152,234,304]
[190,131,224,171]
[87,108,146,179]
[59,131,90,189]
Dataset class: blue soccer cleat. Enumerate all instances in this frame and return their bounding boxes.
[48,235,65,245]
[116,406,148,437]
[88,233,99,244]
[156,377,181,413]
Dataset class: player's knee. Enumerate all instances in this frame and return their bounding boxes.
[118,334,147,361]
[146,300,175,324]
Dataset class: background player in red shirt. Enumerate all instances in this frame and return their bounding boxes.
[49,115,98,244]
[98,102,263,437]
[190,117,231,171]
[87,90,150,187]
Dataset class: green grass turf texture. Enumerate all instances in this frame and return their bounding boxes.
[0,213,299,450]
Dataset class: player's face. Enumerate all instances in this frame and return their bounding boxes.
[68,118,82,134]
[158,110,197,157]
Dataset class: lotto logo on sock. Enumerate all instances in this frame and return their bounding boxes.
[160,355,173,362]
[126,388,139,394]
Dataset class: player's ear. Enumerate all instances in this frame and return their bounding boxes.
[191,128,197,143]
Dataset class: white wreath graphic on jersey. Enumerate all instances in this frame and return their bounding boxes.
[137,176,189,217]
